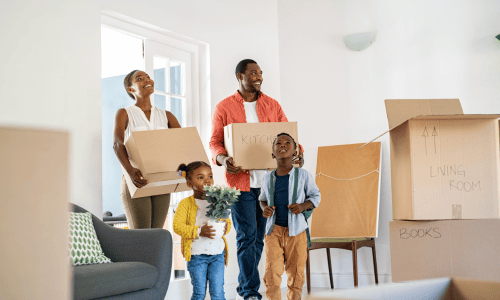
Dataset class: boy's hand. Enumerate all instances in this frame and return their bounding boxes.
[288,203,305,215]
[200,224,216,239]
[263,205,276,218]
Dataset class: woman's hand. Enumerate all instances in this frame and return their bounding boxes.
[200,224,216,239]
[292,145,304,168]
[128,167,148,188]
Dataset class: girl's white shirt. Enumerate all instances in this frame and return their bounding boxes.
[191,198,225,255]
[124,105,169,143]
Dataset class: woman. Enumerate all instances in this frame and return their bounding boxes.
[113,70,181,229]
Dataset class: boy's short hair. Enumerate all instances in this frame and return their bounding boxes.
[272,132,297,149]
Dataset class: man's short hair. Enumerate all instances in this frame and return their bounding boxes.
[235,59,257,79]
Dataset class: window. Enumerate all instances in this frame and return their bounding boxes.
[101,19,204,282]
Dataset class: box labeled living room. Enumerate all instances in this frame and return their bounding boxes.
[380,99,500,220]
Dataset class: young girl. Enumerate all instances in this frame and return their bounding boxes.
[259,133,321,300]
[173,161,231,300]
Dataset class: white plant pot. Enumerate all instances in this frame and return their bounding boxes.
[207,219,226,239]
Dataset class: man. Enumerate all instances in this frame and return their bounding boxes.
[209,59,303,300]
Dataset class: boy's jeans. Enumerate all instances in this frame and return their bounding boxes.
[263,225,308,300]
[187,252,225,300]
[231,188,267,299]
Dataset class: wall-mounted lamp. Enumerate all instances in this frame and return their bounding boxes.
[343,32,375,51]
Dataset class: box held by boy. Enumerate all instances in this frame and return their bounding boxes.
[223,122,298,170]
[123,127,209,198]
[389,219,500,282]
[373,99,500,220]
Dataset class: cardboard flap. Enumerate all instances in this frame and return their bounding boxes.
[412,114,500,120]
[312,142,381,238]
[385,99,463,130]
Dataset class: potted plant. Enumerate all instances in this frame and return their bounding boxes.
[203,185,240,238]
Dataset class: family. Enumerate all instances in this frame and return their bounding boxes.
[112,59,321,300]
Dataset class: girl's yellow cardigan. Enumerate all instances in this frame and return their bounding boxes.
[173,195,231,266]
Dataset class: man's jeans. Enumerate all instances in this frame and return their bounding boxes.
[231,188,266,299]
[187,252,225,300]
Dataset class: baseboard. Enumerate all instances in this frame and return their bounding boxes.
[308,272,392,289]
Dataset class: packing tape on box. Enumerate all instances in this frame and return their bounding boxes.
[145,178,186,188]
[316,169,380,181]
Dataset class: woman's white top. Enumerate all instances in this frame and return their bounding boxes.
[191,198,225,256]
[243,101,268,188]
[124,105,169,143]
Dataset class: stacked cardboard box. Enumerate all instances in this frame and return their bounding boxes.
[379,99,500,282]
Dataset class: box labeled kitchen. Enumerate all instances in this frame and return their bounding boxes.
[223,122,298,170]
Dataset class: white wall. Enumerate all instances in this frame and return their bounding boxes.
[0,0,102,216]
[277,0,500,289]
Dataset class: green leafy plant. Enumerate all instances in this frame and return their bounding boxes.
[203,185,240,220]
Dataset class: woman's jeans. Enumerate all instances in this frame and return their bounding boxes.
[187,252,225,300]
[231,188,266,299]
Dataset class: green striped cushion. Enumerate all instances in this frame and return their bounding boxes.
[69,212,112,265]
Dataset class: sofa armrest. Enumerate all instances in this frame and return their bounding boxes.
[93,217,173,290]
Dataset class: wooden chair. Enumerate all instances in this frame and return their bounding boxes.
[306,237,378,294]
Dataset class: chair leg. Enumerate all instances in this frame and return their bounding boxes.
[326,248,334,289]
[352,240,358,287]
[372,241,379,284]
[306,249,311,294]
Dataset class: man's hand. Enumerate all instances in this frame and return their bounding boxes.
[217,154,245,174]
[292,145,304,168]
[127,167,148,188]
[263,205,276,218]
[200,224,216,239]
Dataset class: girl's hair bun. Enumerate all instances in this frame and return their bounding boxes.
[177,163,188,172]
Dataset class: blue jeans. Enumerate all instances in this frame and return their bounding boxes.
[187,252,225,300]
[231,188,266,299]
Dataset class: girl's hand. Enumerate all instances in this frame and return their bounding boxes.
[128,168,148,188]
[224,221,228,235]
[263,206,276,218]
[200,224,216,239]
[288,203,305,215]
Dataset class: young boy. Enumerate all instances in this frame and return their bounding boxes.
[259,133,321,300]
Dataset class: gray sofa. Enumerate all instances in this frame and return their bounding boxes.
[71,204,172,300]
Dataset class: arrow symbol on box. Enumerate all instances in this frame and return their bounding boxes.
[422,127,429,155]
[432,127,438,154]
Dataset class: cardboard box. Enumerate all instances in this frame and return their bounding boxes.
[312,142,381,238]
[306,277,500,300]
[377,99,500,220]
[223,122,298,169]
[124,127,209,198]
[0,127,70,300]
[389,220,500,282]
